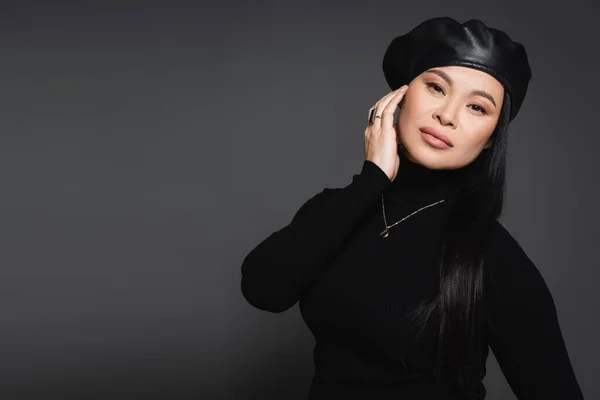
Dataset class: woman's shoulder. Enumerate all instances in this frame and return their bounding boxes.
[485,218,530,262]
[289,187,342,222]
[487,219,522,250]
[483,219,553,301]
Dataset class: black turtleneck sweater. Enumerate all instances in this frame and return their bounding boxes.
[240,157,584,399]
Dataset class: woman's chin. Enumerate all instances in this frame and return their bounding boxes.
[402,143,450,169]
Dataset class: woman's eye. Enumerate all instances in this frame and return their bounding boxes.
[426,82,444,94]
[470,104,487,114]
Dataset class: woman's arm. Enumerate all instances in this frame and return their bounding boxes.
[240,160,391,313]
[484,220,584,399]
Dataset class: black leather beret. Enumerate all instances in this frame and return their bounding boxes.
[382,17,532,121]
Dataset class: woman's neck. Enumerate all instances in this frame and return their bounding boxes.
[383,146,467,206]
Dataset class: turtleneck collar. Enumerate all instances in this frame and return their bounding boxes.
[382,146,467,208]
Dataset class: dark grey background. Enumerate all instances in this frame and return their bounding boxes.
[1,1,597,399]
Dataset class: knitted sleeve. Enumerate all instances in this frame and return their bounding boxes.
[240,160,392,313]
[484,220,584,399]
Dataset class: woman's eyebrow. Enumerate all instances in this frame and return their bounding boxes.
[427,68,455,86]
[426,69,497,108]
[471,89,497,108]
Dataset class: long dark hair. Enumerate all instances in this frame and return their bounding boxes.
[406,90,512,395]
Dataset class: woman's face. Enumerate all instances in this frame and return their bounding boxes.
[396,65,505,169]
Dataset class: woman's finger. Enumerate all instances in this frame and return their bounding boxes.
[368,87,404,122]
[368,85,408,126]
[380,85,408,130]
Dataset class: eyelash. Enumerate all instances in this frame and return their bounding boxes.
[426,82,488,115]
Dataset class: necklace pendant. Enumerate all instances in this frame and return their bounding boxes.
[380,228,389,238]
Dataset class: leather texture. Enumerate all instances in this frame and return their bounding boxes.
[382,17,532,121]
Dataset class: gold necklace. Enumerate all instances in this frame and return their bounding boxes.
[379,194,446,238]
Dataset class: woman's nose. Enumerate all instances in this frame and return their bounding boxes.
[434,103,458,127]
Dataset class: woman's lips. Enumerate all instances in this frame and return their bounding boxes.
[420,131,452,149]
[419,127,453,149]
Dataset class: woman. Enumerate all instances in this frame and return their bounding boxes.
[240,17,584,399]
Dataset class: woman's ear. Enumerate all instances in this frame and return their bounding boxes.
[483,137,494,149]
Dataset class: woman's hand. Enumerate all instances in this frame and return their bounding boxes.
[364,85,408,181]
